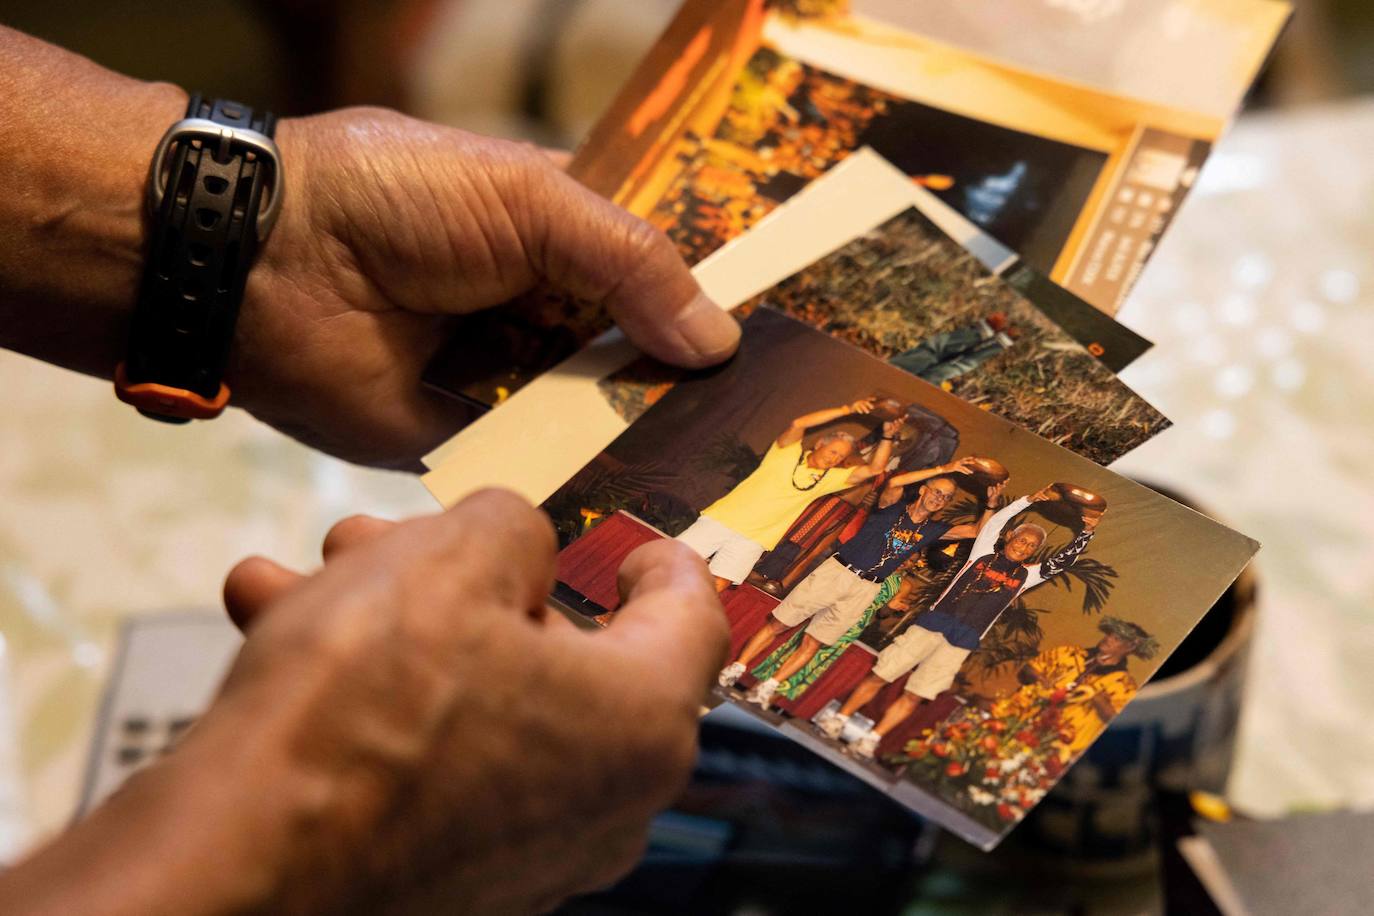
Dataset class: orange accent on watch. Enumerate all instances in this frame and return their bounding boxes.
[114,363,231,420]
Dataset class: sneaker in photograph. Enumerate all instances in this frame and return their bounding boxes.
[851,730,882,760]
[717,662,746,688]
[745,677,779,708]
[839,713,875,745]
[813,708,847,741]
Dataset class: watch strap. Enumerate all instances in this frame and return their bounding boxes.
[117,94,279,422]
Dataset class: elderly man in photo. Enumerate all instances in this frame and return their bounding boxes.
[721,457,998,697]
[821,487,1104,758]
[677,398,900,593]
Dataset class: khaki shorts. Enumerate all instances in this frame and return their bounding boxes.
[771,556,883,646]
[676,515,765,585]
[872,626,971,699]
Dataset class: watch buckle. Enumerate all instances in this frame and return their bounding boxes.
[147,117,282,241]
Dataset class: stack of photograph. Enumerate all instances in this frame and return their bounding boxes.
[418,0,1287,849]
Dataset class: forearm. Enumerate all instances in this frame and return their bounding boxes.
[865,436,893,474]
[0,26,185,378]
[0,654,412,916]
[789,404,851,431]
[889,463,947,488]
[1041,528,1094,578]
[0,740,282,916]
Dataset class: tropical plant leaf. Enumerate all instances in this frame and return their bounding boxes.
[692,432,762,483]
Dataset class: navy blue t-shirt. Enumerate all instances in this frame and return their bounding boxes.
[835,501,951,581]
[918,554,1030,649]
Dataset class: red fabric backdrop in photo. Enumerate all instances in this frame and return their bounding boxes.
[556,511,962,756]
[556,511,664,612]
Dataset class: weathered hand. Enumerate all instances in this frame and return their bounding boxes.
[232,108,739,468]
[1081,508,1105,531]
[986,480,1008,504]
[4,493,728,914]
[220,493,727,911]
[881,417,905,438]
[1030,485,1060,503]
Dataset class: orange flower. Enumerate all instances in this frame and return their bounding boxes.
[945,762,965,777]
[981,736,999,752]
[932,743,950,758]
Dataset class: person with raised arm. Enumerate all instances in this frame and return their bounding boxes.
[677,399,900,593]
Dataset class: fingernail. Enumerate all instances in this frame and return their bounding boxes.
[675,293,740,364]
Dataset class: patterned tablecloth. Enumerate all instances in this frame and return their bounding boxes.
[0,355,434,856]
[2,97,1372,860]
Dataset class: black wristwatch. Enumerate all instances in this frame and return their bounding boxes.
[116,94,282,422]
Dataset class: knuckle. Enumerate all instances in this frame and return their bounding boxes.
[492,136,548,168]
[224,555,263,588]
[457,486,534,519]
[458,488,557,554]
[323,513,376,548]
[278,595,379,675]
[618,212,672,264]
[482,138,556,196]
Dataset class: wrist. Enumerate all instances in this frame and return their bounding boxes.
[0,747,279,916]
[0,34,186,375]
[153,668,397,913]
[224,113,310,421]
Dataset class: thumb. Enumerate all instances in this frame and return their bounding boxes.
[502,154,740,368]
[605,540,730,695]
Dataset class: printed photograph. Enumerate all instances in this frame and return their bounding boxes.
[597,207,1168,465]
[545,308,1256,847]
[643,47,1105,272]
[426,145,1149,413]
[425,0,1282,408]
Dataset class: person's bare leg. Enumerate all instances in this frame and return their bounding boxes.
[772,633,823,684]
[873,692,923,737]
[838,674,886,718]
[732,618,789,668]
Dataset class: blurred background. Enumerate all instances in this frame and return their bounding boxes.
[1,1,1372,913]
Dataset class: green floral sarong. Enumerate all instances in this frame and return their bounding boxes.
[751,572,902,701]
